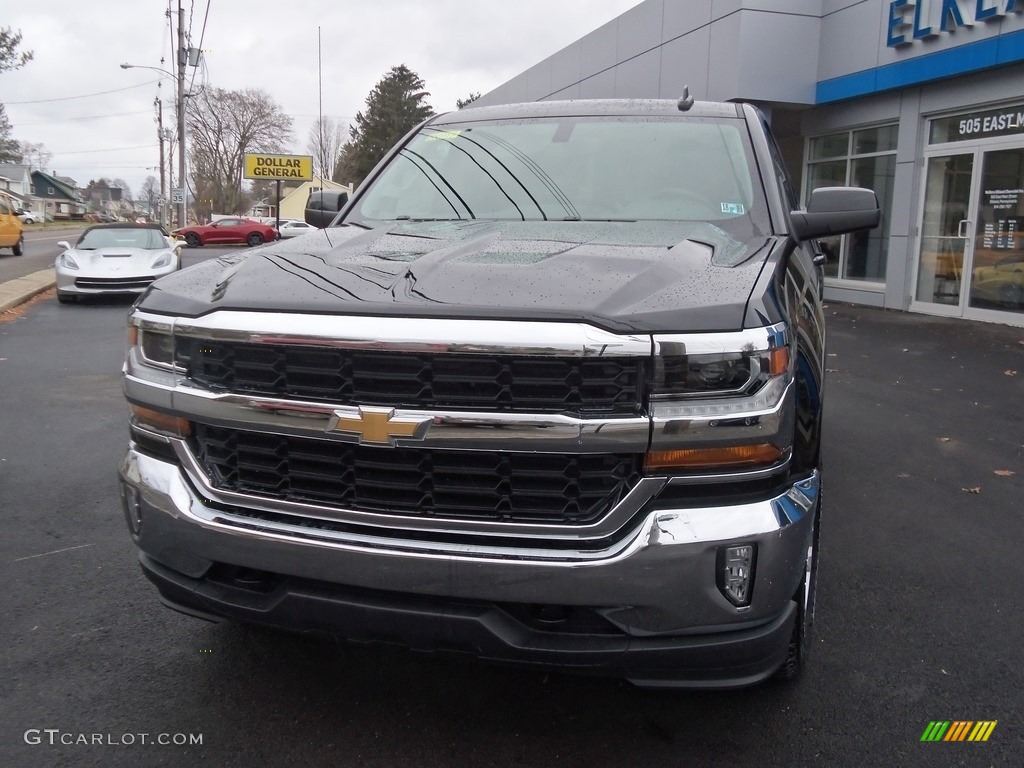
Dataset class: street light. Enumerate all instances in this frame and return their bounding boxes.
[121,56,186,229]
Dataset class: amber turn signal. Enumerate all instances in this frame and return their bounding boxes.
[129,404,191,437]
[767,346,790,376]
[644,443,782,471]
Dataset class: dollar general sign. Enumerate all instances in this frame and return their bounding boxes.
[243,154,313,181]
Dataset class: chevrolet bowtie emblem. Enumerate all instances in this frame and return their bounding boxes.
[328,406,431,446]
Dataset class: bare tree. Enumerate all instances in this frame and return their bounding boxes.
[186,86,294,215]
[18,141,51,171]
[306,117,346,182]
[112,177,133,205]
[140,175,159,216]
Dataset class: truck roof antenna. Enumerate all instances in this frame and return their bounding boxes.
[677,86,694,112]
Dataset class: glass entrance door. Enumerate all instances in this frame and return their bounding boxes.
[967,148,1024,316]
[914,153,976,311]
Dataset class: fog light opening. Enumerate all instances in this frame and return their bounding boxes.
[122,485,143,534]
[718,544,756,607]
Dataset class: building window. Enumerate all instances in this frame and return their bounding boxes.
[47,186,55,195]
[804,125,897,284]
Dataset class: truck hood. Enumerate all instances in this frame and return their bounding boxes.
[141,220,773,333]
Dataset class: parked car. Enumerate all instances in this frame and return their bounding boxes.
[173,218,278,247]
[55,223,183,303]
[277,219,317,238]
[0,191,25,255]
[972,256,1024,308]
[18,210,38,225]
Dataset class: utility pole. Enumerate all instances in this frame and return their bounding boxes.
[176,0,187,228]
[155,97,167,227]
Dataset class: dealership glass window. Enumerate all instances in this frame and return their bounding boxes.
[804,125,896,283]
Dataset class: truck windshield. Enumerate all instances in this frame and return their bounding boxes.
[350,116,767,232]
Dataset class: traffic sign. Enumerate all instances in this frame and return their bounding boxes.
[171,188,184,204]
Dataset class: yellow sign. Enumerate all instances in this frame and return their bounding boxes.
[243,153,313,181]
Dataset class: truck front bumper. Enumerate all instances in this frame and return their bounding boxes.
[119,445,818,688]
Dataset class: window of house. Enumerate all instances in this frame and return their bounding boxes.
[804,125,897,284]
[47,186,54,195]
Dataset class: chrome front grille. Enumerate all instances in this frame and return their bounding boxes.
[191,424,642,525]
[177,339,646,416]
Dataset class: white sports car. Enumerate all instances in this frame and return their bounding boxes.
[55,224,183,304]
[276,219,317,238]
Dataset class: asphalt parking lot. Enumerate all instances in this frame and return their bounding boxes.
[1,291,1022,766]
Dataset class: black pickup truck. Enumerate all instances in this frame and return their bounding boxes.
[120,98,879,688]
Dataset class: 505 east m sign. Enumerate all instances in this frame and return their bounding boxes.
[243,153,313,181]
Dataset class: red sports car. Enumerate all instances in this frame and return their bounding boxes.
[173,218,278,247]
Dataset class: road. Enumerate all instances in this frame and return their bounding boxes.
[1,271,1021,766]
[0,227,85,283]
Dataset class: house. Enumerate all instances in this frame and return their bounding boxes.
[83,179,124,218]
[31,170,87,220]
[0,163,36,215]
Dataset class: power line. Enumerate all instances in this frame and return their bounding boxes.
[7,81,161,105]
[50,144,159,156]
[188,0,212,96]
[16,110,152,126]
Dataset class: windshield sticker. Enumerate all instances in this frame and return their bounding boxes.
[425,129,462,142]
[720,202,745,215]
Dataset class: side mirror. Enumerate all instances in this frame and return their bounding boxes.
[57,240,71,251]
[790,187,880,242]
[305,190,349,228]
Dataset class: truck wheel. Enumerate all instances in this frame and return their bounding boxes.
[13,236,24,256]
[246,232,264,247]
[775,503,820,680]
[185,233,201,248]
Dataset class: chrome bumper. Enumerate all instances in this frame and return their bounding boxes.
[120,445,817,681]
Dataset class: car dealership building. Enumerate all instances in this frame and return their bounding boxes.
[475,0,1024,325]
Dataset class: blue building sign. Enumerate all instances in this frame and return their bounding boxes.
[888,0,1023,46]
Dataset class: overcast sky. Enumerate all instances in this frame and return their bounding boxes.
[3,0,641,198]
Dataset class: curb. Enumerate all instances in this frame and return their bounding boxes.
[0,270,56,313]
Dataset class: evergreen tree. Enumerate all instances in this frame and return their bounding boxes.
[0,105,19,164]
[0,28,33,164]
[334,65,433,188]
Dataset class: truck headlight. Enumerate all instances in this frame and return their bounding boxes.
[655,347,789,399]
[646,327,793,473]
[127,315,178,370]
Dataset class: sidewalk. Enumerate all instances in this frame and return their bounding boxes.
[0,270,55,313]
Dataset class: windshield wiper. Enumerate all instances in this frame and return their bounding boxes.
[562,217,637,223]
[393,216,467,222]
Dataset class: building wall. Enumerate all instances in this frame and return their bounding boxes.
[478,1,1024,109]
[475,0,825,108]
